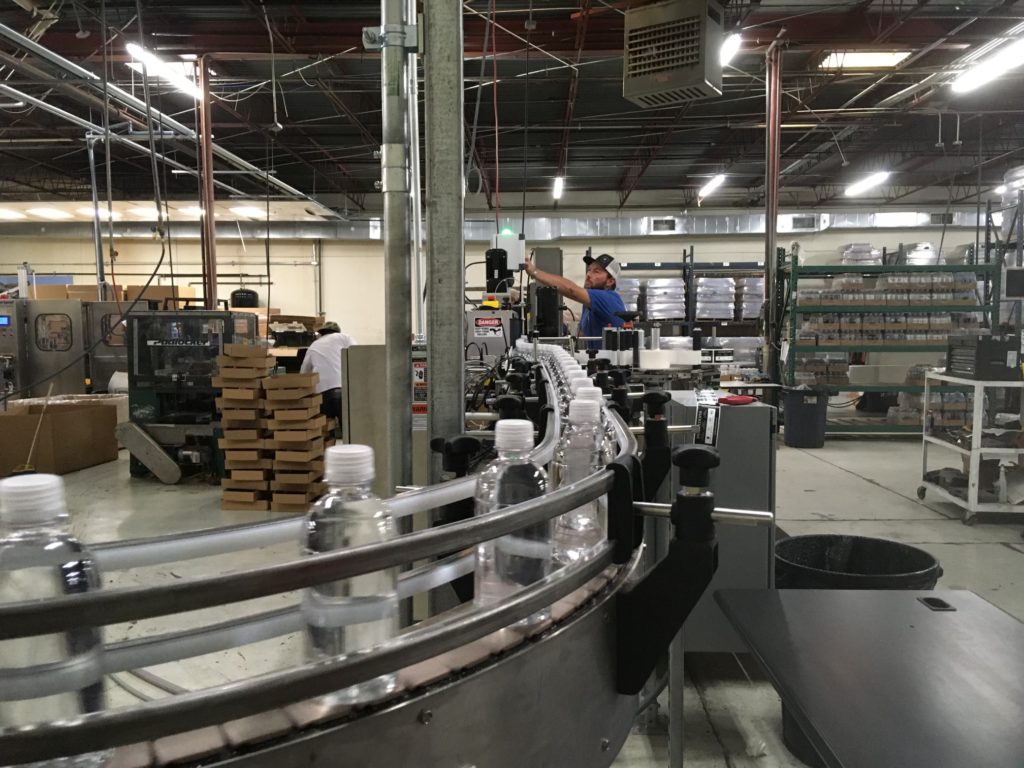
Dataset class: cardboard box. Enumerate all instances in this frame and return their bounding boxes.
[270,406,321,422]
[221,479,270,492]
[222,429,262,442]
[263,373,319,390]
[272,470,321,485]
[224,457,274,470]
[213,378,264,391]
[224,343,271,358]
[269,428,323,444]
[274,458,326,473]
[125,284,196,304]
[266,394,321,409]
[30,284,69,299]
[0,403,118,477]
[218,437,267,451]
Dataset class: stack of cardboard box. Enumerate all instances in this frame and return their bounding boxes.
[263,372,328,513]
[215,344,275,511]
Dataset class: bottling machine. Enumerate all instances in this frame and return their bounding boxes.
[124,310,257,480]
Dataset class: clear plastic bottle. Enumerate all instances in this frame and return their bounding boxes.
[576,385,618,465]
[303,444,398,704]
[0,474,108,768]
[474,419,552,625]
[550,399,607,565]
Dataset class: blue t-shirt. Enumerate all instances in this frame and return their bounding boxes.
[580,288,625,348]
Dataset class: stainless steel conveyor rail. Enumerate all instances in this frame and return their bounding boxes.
[0,355,642,765]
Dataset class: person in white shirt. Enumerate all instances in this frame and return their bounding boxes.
[299,321,355,427]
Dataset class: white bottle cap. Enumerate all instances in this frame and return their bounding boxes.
[569,377,594,394]
[495,419,535,452]
[325,444,376,485]
[568,399,601,425]
[575,386,605,403]
[0,474,67,525]
[566,369,587,380]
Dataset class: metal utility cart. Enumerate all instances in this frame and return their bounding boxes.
[918,371,1024,523]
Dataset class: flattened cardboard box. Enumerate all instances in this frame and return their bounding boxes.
[0,403,118,478]
[263,372,319,390]
[224,343,271,358]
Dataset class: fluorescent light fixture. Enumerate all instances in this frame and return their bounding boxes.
[76,206,120,220]
[27,207,73,220]
[177,206,206,217]
[951,37,1024,93]
[698,173,726,199]
[126,43,202,100]
[720,34,742,66]
[552,176,565,200]
[995,185,1008,194]
[128,206,160,218]
[230,206,267,218]
[820,51,911,70]
[0,208,27,220]
[845,171,891,197]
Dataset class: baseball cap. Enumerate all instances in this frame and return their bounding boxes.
[583,252,621,280]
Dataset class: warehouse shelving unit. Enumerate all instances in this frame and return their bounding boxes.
[918,371,1024,523]
[780,254,1003,434]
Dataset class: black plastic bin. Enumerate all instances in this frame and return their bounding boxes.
[775,534,942,590]
[782,388,829,449]
[775,534,942,767]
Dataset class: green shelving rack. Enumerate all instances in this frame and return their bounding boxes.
[779,253,1003,434]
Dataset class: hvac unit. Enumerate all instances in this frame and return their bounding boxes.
[623,0,724,108]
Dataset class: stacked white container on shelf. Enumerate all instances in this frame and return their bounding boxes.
[617,278,642,315]
[839,243,882,265]
[645,278,687,320]
[694,276,736,319]
[738,277,765,320]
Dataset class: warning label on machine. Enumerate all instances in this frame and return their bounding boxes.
[473,317,504,338]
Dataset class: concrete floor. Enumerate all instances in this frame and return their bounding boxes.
[56,440,1024,765]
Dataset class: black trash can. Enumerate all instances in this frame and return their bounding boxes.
[775,534,942,767]
[230,288,259,308]
[775,534,942,590]
[782,388,829,449]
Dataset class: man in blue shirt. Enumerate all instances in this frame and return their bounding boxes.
[524,252,625,348]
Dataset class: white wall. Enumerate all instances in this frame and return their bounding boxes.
[0,225,980,346]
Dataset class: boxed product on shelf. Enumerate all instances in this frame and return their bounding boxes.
[904,242,940,265]
[797,288,821,304]
[839,243,882,266]
[695,301,735,319]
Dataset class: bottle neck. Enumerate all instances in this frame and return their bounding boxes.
[325,480,375,495]
[497,447,532,461]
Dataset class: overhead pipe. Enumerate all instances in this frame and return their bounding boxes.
[0,82,249,198]
[197,58,218,309]
[379,0,414,492]
[0,21,319,206]
[407,0,425,340]
[764,39,783,384]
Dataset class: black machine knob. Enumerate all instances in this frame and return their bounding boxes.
[672,445,721,489]
[595,358,611,372]
[642,391,672,419]
[594,371,612,394]
[615,311,640,324]
[510,358,531,374]
[494,394,526,420]
[505,372,529,394]
[430,435,483,476]
[610,369,629,388]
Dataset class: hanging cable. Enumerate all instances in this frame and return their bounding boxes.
[520,1,533,236]
[265,135,274,340]
[490,0,501,231]
[465,4,491,211]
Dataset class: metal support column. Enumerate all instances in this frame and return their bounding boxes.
[381,0,414,493]
[424,0,466,483]
[197,58,218,310]
[764,41,783,383]
[86,136,107,300]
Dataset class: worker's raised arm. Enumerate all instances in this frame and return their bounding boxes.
[524,255,591,307]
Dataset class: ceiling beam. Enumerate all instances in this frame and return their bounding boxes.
[555,0,592,182]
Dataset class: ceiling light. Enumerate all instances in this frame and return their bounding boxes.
[76,206,120,220]
[27,207,74,220]
[698,173,726,199]
[845,171,891,197]
[552,176,564,200]
[128,206,160,218]
[820,51,911,70]
[995,185,1008,194]
[177,206,206,217]
[125,43,202,100]
[720,34,742,67]
[951,37,1024,93]
[230,206,268,219]
[0,208,26,220]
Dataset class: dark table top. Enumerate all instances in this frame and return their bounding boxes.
[715,589,1024,768]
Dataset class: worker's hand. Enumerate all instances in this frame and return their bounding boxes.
[523,254,538,277]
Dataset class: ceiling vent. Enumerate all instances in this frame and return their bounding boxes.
[623,0,724,108]
[791,215,818,230]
